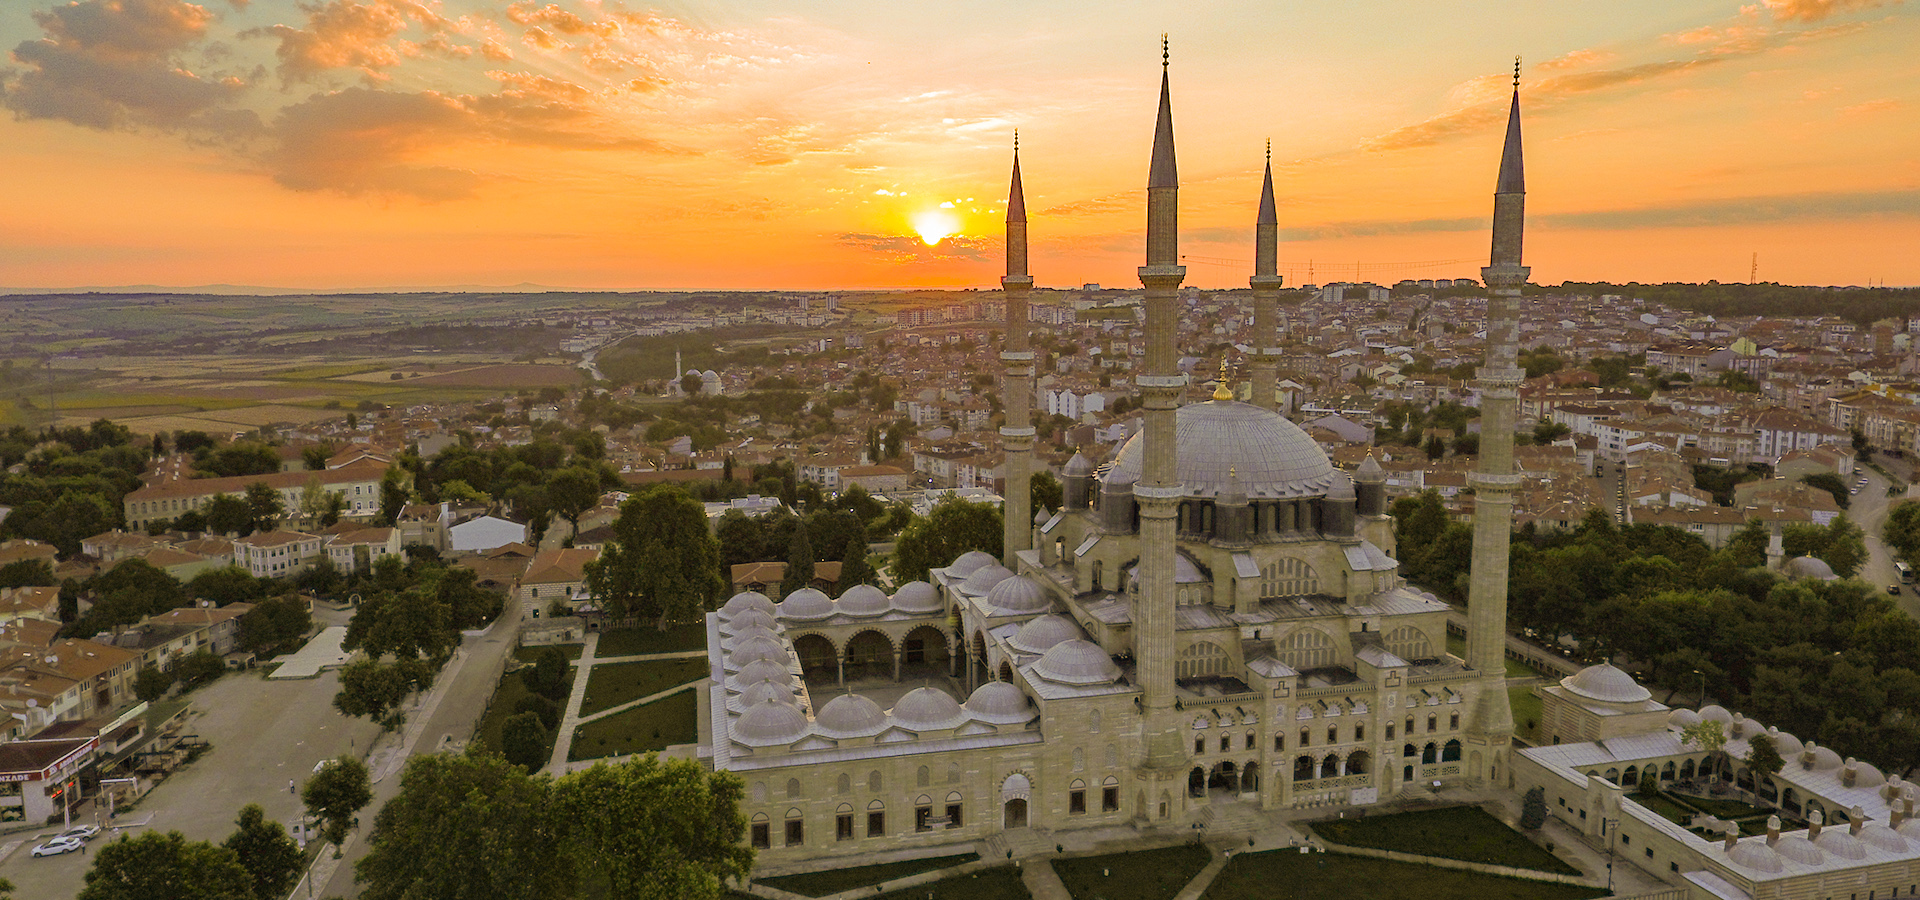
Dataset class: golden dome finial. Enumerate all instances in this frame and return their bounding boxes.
[1212,358,1233,401]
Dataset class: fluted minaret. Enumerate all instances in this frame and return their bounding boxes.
[1464,62,1527,786]
[1250,144,1284,411]
[1135,40,1187,772]
[1000,138,1036,568]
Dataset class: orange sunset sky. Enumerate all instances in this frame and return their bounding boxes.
[2,0,1917,291]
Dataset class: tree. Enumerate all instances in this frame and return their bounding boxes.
[1030,471,1063,513]
[780,519,815,596]
[237,595,313,654]
[1745,732,1786,782]
[302,445,332,471]
[171,651,227,691]
[13,490,115,557]
[303,757,373,850]
[187,567,266,606]
[545,466,604,543]
[377,468,410,526]
[205,493,254,537]
[1520,786,1547,830]
[514,693,560,730]
[344,583,455,667]
[1886,500,1920,565]
[501,712,550,770]
[1681,719,1728,779]
[223,804,303,900]
[1799,472,1850,510]
[334,658,431,729]
[891,495,1002,583]
[0,558,54,588]
[195,441,281,478]
[552,754,752,900]
[78,830,253,900]
[837,535,875,589]
[243,482,283,533]
[355,752,573,900]
[134,665,175,703]
[1423,434,1446,460]
[584,487,724,628]
[521,646,570,701]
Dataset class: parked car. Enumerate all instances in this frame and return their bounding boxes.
[57,824,100,842]
[31,835,85,857]
[1890,584,1903,595]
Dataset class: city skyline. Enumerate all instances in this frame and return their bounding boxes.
[2,0,1917,291]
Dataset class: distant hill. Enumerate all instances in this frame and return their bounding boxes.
[0,283,576,296]
[1552,282,1920,326]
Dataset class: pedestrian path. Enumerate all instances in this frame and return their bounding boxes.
[269,626,352,679]
[572,679,701,725]
[585,649,704,665]
[544,632,600,774]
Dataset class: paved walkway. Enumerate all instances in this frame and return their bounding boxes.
[590,649,704,665]
[268,625,352,679]
[573,680,699,725]
[544,632,600,773]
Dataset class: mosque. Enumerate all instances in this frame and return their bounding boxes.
[699,49,1528,861]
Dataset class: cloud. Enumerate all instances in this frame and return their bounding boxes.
[1756,0,1901,21]
[1841,98,1901,115]
[1041,193,1136,217]
[1,0,256,132]
[838,232,992,262]
[1544,190,1920,229]
[248,0,461,84]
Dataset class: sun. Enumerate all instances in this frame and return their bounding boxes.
[912,209,959,245]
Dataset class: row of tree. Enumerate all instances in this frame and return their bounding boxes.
[334,559,503,729]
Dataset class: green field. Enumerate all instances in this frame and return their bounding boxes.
[1308,806,1579,875]
[758,853,981,897]
[1051,844,1212,900]
[1203,850,1604,900]
[569,691,698,760]
[578,658,707,717]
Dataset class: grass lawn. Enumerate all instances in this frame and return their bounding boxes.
[569,690,698,761]
[526,643,584,661]
[1203,850,1605,900]
[1670,793,1772,820]
[1051,844,1212,900]
[758,853,981,896]
[1509,685,1543,743]
[1446,633,1552,679]
[1630,791,1698,826]
[595,623,708,657]
[578,658,707,717]
[873,865,1028,900]
[474,646,580,759]
[1309,806,1580,876]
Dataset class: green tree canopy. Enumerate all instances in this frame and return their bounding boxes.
[355,752,574,900]
[585,487,724,628]
[553,754,751,900]
[779,519,814,596]
[223,803,303,900]
[891,495,1001,584]
[500,712,549,770]
[79,830,253,900]
[303,757,373,849]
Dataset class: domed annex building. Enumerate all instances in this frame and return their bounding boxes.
[703,52,1524,862]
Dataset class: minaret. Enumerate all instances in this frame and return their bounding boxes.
[1135,38,1187,773]
[1001,135,1036,568]
[1250,142,1284,411]
[1464,60,1527,786]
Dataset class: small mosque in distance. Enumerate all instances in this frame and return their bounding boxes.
[699,49,1920,900]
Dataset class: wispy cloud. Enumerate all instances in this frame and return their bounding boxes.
[1544,190,1920,229]
[1757,0,1902,22]
[838,232,993,262]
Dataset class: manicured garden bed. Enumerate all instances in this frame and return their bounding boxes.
[759,853,981,896]
[568,690,698,760]
[1668,792,1772,820]
[578,658,707,716]
[1308,806,1579,875]
[1203,849,1605,900]
[1630,790,1699,826]
[1051,843,1212,900]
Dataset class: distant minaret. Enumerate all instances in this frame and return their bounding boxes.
[1001,134,1036,567]
[1250,142,1283,411]
[1136,38,1187,774]
[1464,60,1527,786]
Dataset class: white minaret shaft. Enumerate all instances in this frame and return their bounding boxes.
[1250,144,1283,411]
[1001,139,1035,567]
[1465,65,1527,785]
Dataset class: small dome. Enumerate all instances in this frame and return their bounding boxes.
[1900,818,1920,841]
[1010,614,1080,654]
[1355,454,1385,482]
[731,679,797,711]
[721,624,780,649]
[837,584,890,618]
[1699,705,1733,724]
[891,581,942,614]
[721,608,777,634]
[778,587,834,621]
[1560,663,1652,704]
[1668,708,1703,728]
[1849,758,1887,788]
[986,575,1051,615]
[735,698,809,747]
[731,658,794,689]
[1858,823,1908,852]
[725,635,789,671]
[1726,841,1784,873]
[1035,639,1121,685]
[720,591,775,619]
[1808,744,1844,770]
[961,563,1016,596]
[891,687,966,731]
[965,681,1035,724]
[1064,452,1091,475]
[814,693,887,739]
[1766,726,1804,758]
[1784,555,1837,581]
[1813,830,1868,860]
[949,550,996,577]
[1773,836,1824,865]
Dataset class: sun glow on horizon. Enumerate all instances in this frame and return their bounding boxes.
[912,209,960,246]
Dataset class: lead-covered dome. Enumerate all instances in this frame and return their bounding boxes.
[721,608,777,635]
[891,687,966,731]
[986,575,1051,615]
[960,563,1015,596]
[1010,614,1080,654]
[1104,399,1336,499]
[729,679,797,712]
[949,551,996,577]
[778,587,833,621]
[731,658,794,689]
[837,584,889,618]
[725,635,789,671]
[1560,663,1652,704]
[965,681,1035,724]
[720,591,776,620]
[1034,639,1122,685]
[735,698,809,747]
[892,581,941,614]
[814,693,887,739]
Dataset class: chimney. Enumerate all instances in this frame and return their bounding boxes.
[1766,815,1781,845]
[1730,713,1745,738]
[1723,828,1738,852]
[1851,806,1866,836]
[1807,809,1823,840]
[1801,741,1818,770]
[1843,757,1858,788]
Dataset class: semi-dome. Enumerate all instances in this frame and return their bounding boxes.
[734,698,809,747]
[986,576,1051,615]
[720,591,776,619]
[1784,555,1837,581]
[1103,399,1337,499]
[721,608,777,634]
[960,563,1016,596]
[1034,639,1122,686]
[965,681,1035,724]
[1560,663,1652,704]
[892,581,942,614]
[1010,614,1080,654]
[731,658,795,689]
[891,687,966,731]
[837,584,890,618]
[949,551,996,577]
[778,587,834,621]
[814,693,887,739]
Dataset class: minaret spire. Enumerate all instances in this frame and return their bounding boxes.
[1250,141,1284,411]
[1000,133,1036,568]
[1464,59,1529,789]
[1135,38,1187,777]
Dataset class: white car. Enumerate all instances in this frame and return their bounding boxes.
[31,835,85,857]
[57,824,100,842]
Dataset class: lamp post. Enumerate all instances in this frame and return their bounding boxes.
[1693,669,1706,709]
[1601,817,1618,893]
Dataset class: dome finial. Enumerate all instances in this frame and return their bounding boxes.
[1513,55,1521,89]
[1162,34,1169,69]
[1013,128,1019,152]
[1212,358,1233,401]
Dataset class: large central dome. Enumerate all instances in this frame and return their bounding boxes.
[1104,398,1336,499]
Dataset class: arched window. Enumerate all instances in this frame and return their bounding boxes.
[837,773,851,795]
[1276,629,1334,671]
[1427,714,1437,733]
[1090,709,1102,733]
[1072,748,1085,772]
[868,770,883,792]
[1091,560,1104,591]
[1422,743,1438,764]
[917,766,930,787]
[1294,755,1314,781]
[1260,557,1319,598]
[787,778,803,799]
[1442,740,1462,763]
[1327,725,1338,745]
[1176,642,1228,679]
[752,781,767,803]
[1385,626,1432,661]
[947,762,960,784]
[1105,744,1119,768]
